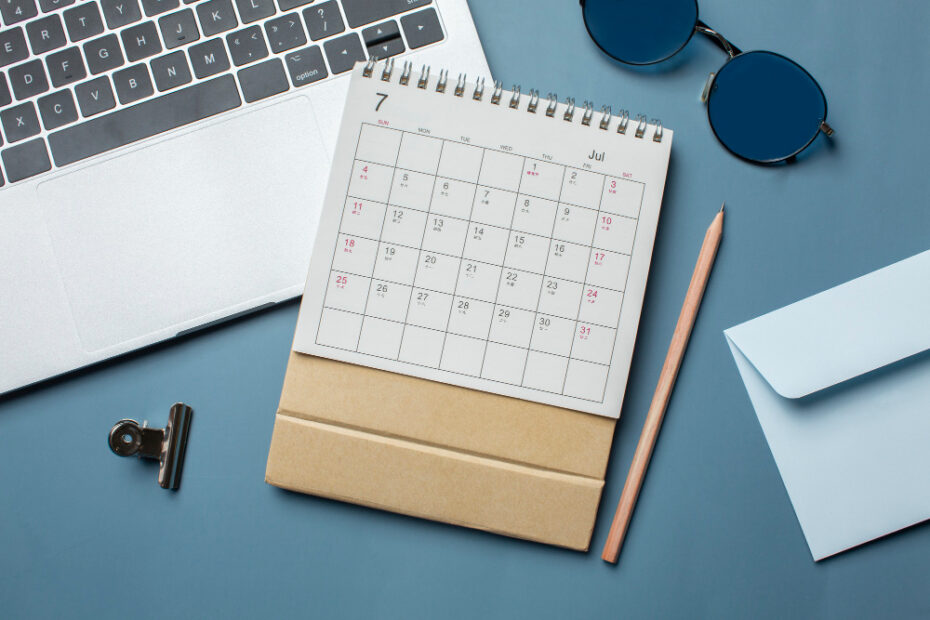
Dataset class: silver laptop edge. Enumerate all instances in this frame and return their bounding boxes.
[0,0,490,394]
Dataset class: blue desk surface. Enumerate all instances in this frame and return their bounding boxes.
[3,1,929,617]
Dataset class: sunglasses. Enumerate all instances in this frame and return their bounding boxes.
[580,0,834,164]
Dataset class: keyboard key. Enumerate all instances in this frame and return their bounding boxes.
[0,28,29,68]
[361,20,403,59]
[46,46,85,86]
[366,35,403,60]
[188,37,228,77]
[113,63,153,103]
[2,138,51,182]
[39,0,75,12]
[159,9,199,48]
[0,73,11,106]
[1,101,40,141]
[74,75,115,115]
[236,56,285,102]
[302,0,342,41]
[150,50,191,90]
[0,0,38,25]
[361,20,398,46]
[100,0,142,28]
[276,0,309,10]
[84,34,124,74]
[226,25,266,65]
[141,0,178,16]
[37,88,77,129]
[63,2,104,41]
[196,0,236,36]
[26,14,67,54]
[48,75,240,166]
[400,8,442,49]
[264,13,304,53]
[322,31,364,74]
[121,20,162,61]
[9,59,49,100]
[341,0,429,29]
[234,0,272,23]
[283,44,325,87]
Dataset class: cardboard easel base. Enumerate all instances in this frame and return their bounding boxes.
[265,354,617,551]
[267,414,604,549]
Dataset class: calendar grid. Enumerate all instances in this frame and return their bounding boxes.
[325,268,621,330]
[520,165,568,387]
[310,326,603,401]
[561,174,608,394]
[325,227,631,293]
[320,305,609,368]
[317,123,650,404]
[350,158,646,208]
[354,134,404,352]
[396,139,447,360]
[478,153,527,378]
[438,149,487,368]
[598,188,646,400]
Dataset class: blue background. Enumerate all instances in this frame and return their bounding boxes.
[3,0,929,617]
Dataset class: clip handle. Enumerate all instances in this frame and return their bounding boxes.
[109,403,193,490]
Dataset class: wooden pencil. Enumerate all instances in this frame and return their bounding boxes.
[601,204,725,564]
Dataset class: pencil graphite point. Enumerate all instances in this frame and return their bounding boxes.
[720,202,725,214]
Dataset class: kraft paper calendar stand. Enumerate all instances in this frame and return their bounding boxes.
[265,352,617,550]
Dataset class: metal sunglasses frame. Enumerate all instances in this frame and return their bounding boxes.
[579,0,834,164]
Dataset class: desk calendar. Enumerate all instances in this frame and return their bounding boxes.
[293,61,672,418]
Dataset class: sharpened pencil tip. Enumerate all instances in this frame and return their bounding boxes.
[720,203,725,213]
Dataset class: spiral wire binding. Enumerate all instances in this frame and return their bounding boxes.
[545,93,558,117]
[581,101,594,126]
[381,58,394,81]
[399,61,412,85]
[527,90,539,114]
[473,77,485,100]
[634,114,647,138]
[617,110,630,134]
[490,81,503,105]
[360,60,664,141]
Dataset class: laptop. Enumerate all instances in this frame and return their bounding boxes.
[0,0,490,394]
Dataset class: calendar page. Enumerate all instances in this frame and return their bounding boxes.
[292,63,672,418]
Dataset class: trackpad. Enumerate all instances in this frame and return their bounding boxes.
[38,96,328,353]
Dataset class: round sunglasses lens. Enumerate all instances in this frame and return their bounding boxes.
[582,0,698,65]
[707,51,827,163]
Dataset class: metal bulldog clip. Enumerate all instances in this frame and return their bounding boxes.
[108,403,194,490]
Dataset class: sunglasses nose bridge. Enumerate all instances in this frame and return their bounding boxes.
[694,21,741,58]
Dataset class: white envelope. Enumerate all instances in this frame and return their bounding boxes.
[724,248,930,560]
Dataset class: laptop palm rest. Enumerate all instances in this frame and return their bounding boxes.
[36,95,328,353]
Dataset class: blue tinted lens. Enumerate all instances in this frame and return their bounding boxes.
[707,51,827,163]
[582,0,698,65]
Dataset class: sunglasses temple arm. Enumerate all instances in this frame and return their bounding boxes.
[695,20,743,58]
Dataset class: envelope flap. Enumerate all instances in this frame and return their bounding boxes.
[724,250,930,399]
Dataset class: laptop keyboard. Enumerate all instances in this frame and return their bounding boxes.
[0,0,444,186]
